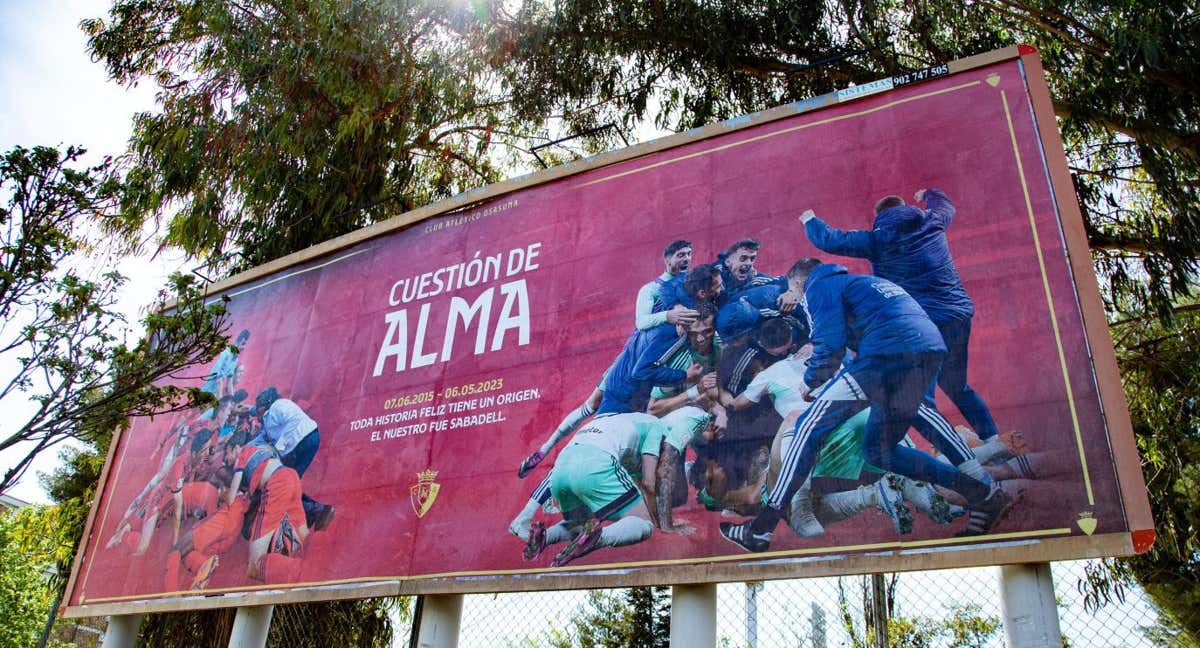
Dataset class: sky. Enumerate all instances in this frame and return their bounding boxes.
[0,0,185,503]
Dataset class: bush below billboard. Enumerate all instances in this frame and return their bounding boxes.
[65,48,1151,613]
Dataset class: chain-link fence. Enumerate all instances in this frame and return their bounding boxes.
[100,559,1160,646]
[449,560,1161,648]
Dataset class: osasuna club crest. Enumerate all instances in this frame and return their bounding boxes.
[410,469,441,518]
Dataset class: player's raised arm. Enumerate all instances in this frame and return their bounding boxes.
[917,188,956,229]
[802,209,875,258]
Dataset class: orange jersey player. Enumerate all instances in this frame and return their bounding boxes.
[105,429,215,555]
[163,487,250,591]
[222,431,309,583]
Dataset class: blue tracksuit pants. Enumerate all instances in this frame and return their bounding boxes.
[767,351,961,511]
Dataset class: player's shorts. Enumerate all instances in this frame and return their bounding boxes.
[193,497,250,555]
[812,409,872,479]
[180,482,218,519]
[550,444,641,521]
[250,468,306,542]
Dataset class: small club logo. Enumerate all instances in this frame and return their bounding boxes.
[1076,510,1097,535]
[411,469,441,518]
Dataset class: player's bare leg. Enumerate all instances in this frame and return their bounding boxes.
[550,500,654,567]
[519,388,602,478]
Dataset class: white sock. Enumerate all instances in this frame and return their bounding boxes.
[508,499,540,537]
[956,458,993,485]
[541,402,595,454]
[597,517,653,548]
[818,485,873,523]
[973,437,1009,464]
[787,480,825,537]
[545,522,574,546]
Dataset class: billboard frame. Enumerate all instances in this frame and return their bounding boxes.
[61,45,1153,618]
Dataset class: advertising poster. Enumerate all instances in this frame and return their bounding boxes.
[65,49,1151,614]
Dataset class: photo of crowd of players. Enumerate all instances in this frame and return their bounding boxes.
[103,329,336,590]
[509,188,1072,567]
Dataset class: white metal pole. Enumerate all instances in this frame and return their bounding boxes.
[415,594,463,648]
[671,583,717,648]
[228,605,275,648]
[999,563,1063,648]
[99,613,143,648]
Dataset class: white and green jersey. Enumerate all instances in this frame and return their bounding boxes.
[660,406,712,452]
[648,339,722,399]
[743,356,810,417]
[570,413,665,475]
[635,272,674,330]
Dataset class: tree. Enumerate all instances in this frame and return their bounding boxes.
[0,145,230,496]
[1110,304,1200,643]
[521,587,671,648]
[493,0,1198,316]
[84,0,547,273]
[837,575,1001,647]
[0,505,62,648]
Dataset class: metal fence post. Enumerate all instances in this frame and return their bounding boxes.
[415,594,463,648]
[1000,563,1063,647]
[870,573,889,648]
[745,581,762,647]
[99,614,142,648]
[671,583,717,648]
[228,605,274,648]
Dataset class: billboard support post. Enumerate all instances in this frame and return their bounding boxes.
[999,563,1062,647]
[670,583,716,648]
[228,605,274,648]
[99,614,142,648]
[414,594,463,648]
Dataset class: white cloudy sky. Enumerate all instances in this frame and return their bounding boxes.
[0,0,186,503]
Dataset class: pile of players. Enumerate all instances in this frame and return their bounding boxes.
[510,188,1037,566]
[104,330,336,591]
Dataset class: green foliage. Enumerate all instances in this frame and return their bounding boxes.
[523,587,670,648]
[837,576,1000,647]
[84,0,542,271]
[133,596,409,647]
[0,145,230,496]
[0,506,61,648]
[497,0,1198,316]
[1112,305,1200,643]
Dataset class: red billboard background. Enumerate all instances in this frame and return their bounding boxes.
[66,52,1148,611]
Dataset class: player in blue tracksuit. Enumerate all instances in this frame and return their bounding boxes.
[801,190,1004,462]
[595,302,714,415]
[720,261,1011,552]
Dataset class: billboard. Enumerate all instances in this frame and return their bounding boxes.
[64,46,1152,616]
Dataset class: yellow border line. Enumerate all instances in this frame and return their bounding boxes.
[1000,89,1095,505]
[579,81,981,188]
[205,247,373,305]
[80,528,1072,604]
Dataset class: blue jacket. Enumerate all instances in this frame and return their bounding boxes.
[802,264,946,388]
[804,189,973,324]
[598,324,689,414]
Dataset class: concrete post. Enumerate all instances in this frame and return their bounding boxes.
[671,583,717,648]
[100,614,143,648]
[1000,563,1063,648]
[415,594,463,648]
[228,605,274,648]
